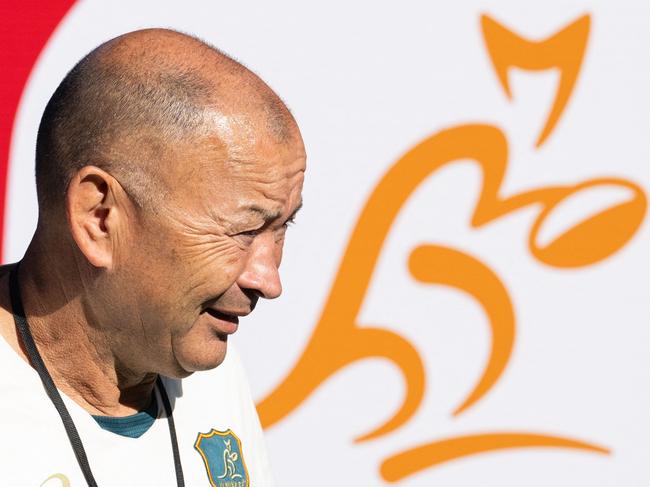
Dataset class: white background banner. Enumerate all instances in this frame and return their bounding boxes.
[5,1,650,485]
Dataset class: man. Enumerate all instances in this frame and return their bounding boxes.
[0,28,305,486]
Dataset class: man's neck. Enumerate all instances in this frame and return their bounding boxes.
[2,240,156,417]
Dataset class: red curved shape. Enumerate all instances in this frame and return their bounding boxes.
[0,0,77,259]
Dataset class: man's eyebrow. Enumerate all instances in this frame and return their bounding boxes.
[247,206,282,222]
[246,200,303,223]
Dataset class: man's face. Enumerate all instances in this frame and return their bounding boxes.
[111,114,305,377]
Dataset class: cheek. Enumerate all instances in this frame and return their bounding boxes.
[181,241,248,301]
[135,214,250,309]
[160,224,246,298]
[171,314,228,373]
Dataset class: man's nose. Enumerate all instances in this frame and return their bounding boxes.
[237,234,283,299]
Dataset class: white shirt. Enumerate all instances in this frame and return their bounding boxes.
[0,336,276,487]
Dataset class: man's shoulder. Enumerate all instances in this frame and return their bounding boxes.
[0,263,24,365]
[0,263,13,280]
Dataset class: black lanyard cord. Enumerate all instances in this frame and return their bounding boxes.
[158,375,185,486]
[9,263,185,487]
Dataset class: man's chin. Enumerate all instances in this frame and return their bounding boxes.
[172,337,228,376]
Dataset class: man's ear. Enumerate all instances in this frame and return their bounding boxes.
[66,166,126,269]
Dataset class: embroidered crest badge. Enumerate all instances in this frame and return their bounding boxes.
[195,429,249,487]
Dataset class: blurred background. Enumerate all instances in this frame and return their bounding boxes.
[2,1,649,485]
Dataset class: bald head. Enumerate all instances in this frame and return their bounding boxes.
[35,28,297,213]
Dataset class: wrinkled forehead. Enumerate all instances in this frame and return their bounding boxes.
[167,111,305,218]
[207,109,305,177]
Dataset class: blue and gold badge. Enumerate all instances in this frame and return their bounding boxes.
[195,429,249,487]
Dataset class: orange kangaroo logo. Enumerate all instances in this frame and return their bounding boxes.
[257,13,646,482]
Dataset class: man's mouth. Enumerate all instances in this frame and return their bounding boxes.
[205,308,240,335]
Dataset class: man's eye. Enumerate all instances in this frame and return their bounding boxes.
[239,228,263,238]
[283,216,296,228]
